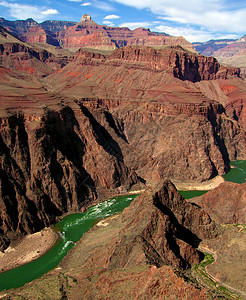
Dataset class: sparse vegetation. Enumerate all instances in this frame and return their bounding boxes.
[192,252,243,299]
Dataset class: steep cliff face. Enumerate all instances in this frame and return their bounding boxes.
[196,78,246,131]
[23,26,59,46]
[56,16,196,52]
[0,25,73,76]
[193,39,236,57]
[193,35,246,74]
[109,46,240,81]
[0,40,246,254]
[0,18,76,39]
[0,106,137,250]
[0,18,38,39]
[0,42,61,75]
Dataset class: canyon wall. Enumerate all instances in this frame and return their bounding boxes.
[0,34,246,252]
[0,16,196,52]
[0,106,137,250]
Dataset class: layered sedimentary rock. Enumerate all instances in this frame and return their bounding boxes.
[193,39,236,57]
[196,78,246,131]
[0,15,196,52]
[193,35,246,74]
[23,26,59,46]
[0,18,76,41]
[47,46,246,184]
[0,26,72,76]
[0,36,246,253]
[56,18,196,51]
[108,46,240,80]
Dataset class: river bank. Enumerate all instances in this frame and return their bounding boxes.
[0,191,142,278]
[0,181,224,275]
[0,228,58,273]
[173,175,225,191]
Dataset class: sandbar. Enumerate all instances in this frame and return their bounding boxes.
[0,227,58,273]
[173,175,225,191]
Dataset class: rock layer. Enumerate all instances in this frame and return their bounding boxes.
[46,46,246,183]
[0,16,196,52]
[0,33,246,254]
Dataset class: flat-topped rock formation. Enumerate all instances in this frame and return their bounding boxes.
[0,15,197,52]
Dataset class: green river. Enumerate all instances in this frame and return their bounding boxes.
[0,160,245,292]
[0,194,138,291]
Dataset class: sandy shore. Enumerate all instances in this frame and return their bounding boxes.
[173,175,225,191]
[0,228,58,273]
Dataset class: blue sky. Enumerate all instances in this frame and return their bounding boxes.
[0,0,245,42]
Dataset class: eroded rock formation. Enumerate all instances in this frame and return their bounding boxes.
[112,179,218,269]
[0,15,196,52]
[46,45,245,183]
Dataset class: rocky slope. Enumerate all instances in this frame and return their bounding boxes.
[56,15,196,51]
[114,179,218,269]
[190,182,246,224]
[4,180,219,299]
[0,24,246,297]
[0,26,71,76]
[193,39,237,57]
[0,15,196,52]
[0,18,76,41]
[23,26,59,46]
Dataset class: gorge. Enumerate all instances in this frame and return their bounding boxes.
[0,15,246,299]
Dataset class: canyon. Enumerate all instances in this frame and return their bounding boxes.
[0,17,246,298]
[193,35,246,74]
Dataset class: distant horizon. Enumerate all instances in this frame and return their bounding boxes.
[0,0,245,43]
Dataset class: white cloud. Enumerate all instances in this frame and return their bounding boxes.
[68,0,82,2]
[81,2,91,6]
[103,20,114,26]
[93,1,115,11]
[41,9,60,15]
[112,0,246,35]
[0,1,60,21]
[104,14,120,20]
[155,25,239,43]
[119,21,152,30]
